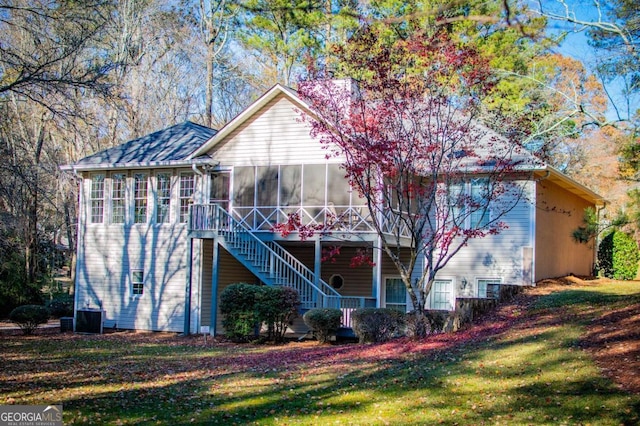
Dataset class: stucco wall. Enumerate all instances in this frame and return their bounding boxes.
[535,178,595,279]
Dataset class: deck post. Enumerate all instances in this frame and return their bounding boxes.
[374,238,382,308]
[183,237,194,335]
[210,238,220,336]
[314,238,323,307]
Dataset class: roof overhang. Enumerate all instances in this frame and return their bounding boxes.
[60,156,217,173]
[534,166,606,207]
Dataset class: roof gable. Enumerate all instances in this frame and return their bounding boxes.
[71,121,217,171]
[189,84,310,159]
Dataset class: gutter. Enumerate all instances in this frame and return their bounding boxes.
[61,157,217,173]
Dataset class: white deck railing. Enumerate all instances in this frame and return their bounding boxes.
[191,204,412,239]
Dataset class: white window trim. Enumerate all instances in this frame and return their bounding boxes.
[476,277,502,298]
[133,172,149,224]
[448,179,493,229]
[154,171,173,225]
[382,275,410,313]
[89,173,105,224]
[179,172,196,224]
[110,172,128,225]
[131,269,144,297]
[428,277,456,311]
[470,178,492,228]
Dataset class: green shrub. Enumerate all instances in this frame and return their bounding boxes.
[220,283,300,343]
[404,311,432,339]
[9,304,49,335]
[46,293,74,318]
[351,307,405,344]
[303,308,342,343]
[598,231,640,280]
[256,286,300,343]
[219,283,261,342]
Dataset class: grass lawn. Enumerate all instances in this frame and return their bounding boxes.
[1,278,640,425]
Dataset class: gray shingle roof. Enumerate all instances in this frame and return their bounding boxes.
[71,121,217,170]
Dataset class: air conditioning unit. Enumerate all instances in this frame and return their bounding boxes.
[75,309,104,333]
[60,317,74,332]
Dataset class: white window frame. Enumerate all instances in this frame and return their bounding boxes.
[470,178,491,228]
[89,173,105,224]
[133,173,148,224]
[131,269,144,296]
[155,172,172,224]
[476,278,502,298]
[447,178,492,229]
[111,172,127,224]
[429,278,455,311]
[179,172,195,223]
[383,276,409,313]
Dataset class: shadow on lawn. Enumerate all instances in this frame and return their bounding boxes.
[3,328,633,425]
[3,283,640,425]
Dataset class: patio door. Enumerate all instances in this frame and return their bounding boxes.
[210,172,230,210]
[385,277,407,313]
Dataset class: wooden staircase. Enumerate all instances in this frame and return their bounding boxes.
[193,204,342,310]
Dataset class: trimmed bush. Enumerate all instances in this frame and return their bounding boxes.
[303,308,342,343]
[219,283,261,342]
[255,286,300,343]
[351,307,405,344]
[220,283,300,343]
[46,293,74,318]
[598,230,640,280]
[404,311,432,339]
[9,304,49,335]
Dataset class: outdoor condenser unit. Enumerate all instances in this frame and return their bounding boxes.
[75,309,104,333]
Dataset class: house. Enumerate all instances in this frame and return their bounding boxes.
[63,83,604,335]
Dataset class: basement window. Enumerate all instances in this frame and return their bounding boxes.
[132,270,144,296]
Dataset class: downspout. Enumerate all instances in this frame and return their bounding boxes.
[192,163,205,203]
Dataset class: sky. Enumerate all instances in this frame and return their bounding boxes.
[535,0,638,121]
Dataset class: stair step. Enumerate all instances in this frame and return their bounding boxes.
[215,206,342,314]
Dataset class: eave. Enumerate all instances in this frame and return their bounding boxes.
[534,166,606,207]
[60,156,217,173]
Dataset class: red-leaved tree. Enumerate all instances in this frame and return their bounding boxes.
[298,26,537,315]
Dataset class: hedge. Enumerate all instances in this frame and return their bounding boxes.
[351,307,405,344]
[598,230,640,280]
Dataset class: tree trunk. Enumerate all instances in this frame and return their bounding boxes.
[206,42,214,128]
[64,197,76,295]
